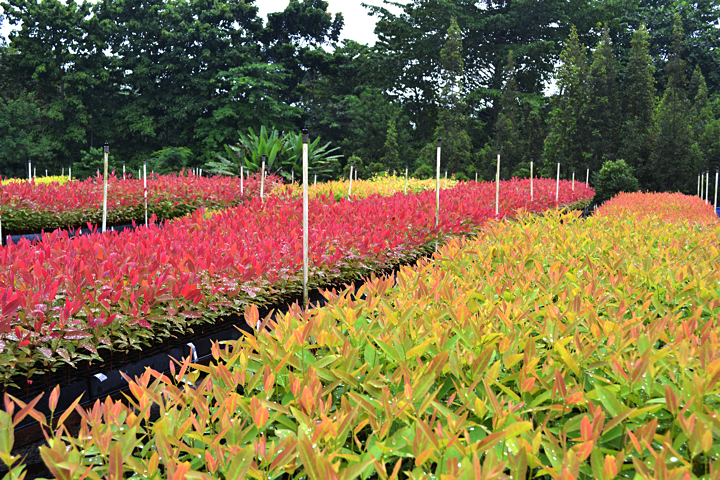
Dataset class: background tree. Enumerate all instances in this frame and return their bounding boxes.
[543,26,591,176]
[487,52,523,179]
[382,116,401,174]
[586,26,620,173]
[419,17,472,176]
[649,15,701,193]
[618,24,656,186]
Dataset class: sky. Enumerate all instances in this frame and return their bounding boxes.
[1,0,409,46]
[258,0,408,45]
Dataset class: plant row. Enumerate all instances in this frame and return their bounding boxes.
[1,176,70,186]
[0,179,592,386]
[0,172,280,235]
[8,192,718,479]
[277,173,459,201]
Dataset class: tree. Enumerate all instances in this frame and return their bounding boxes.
[690,66,720,175]
[489,51,524,179]
[586,26,620,172]
[543,26,591,175]
[420,17,472,175]
[382,116,401,173]
[368,0,599,148]
[618,24,656,187]
[594,159,640,204]
[601,0,720,94]
[649,14,702,193]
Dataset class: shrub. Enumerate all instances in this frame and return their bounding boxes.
[594,159,640,204]
[413,163,434,179]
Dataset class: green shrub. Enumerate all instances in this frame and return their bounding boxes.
[594,159,640,203]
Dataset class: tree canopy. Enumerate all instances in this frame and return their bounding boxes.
[0,0,718,193]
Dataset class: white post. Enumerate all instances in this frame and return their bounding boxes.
[475,171,477,182]
[348,163,354,197]
[240,166,244,195]
[555,162,560,205]
[445,170,448,188]
[123,162,126,180]
[495,148,501,216]
[28,159,31,180]
[45,169,47,177]
[138,169,141,179]
[706,170,710,203]
[143,159,148,227]
[69,167,71,181]
[302,129,309,306]
[572,169,575,191]
[404,165,408,194]
[33,167,36,179]
[199,168,202,177]
[698,174,701,196]
[62,167,64,177]
[586,168,589,187]
[102,143,109,233]
[292,169,294,184]
[355,169,357,181]
[436,139,441,227]
[530,156,534,201]
[700,174,704,198]
[715,168,718,210]
[314,174,316,186]
[260,155,266,202]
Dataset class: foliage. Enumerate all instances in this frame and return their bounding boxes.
[13,193,720,478]
[543,26,591,175]
[649,15,702,194]
[381,116,401,174]
[1,176,68,186]
[586,26,620,172]
[424,17,474,176]
[489,52,523,179]
[414,164,435,180]
[618,24,656,186]
[70,148,117,181]
[597,190,719,225]
[147,147,194,176]
[207,127,341,181]
[593,159,640,204]
[277,173,458,202]
[0,179,592,386]
[0,173,280,235]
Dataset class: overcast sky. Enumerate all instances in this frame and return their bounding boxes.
[1,0,409,46]
[258,0,408,45]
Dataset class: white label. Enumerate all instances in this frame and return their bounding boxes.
[94,373,107,382]
[187,342,198,362]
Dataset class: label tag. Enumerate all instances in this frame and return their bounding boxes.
[94,373,107,382]
[187,342,198,362]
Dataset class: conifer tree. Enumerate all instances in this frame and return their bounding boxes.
[586,27,620,173]
[420,17,472,175]
[492,51,524,178]
[543,26,591,176]
[649,14,702,193]
[619,24,656,188]
[382,116,401,173]
[690,66,720,173]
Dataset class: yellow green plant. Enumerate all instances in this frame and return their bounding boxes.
[2,175,69,186]
[276,172,458,201]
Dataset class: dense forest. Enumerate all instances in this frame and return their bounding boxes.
[0,0,718,195]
